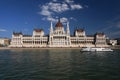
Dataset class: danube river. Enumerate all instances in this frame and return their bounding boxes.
[0,49,120,80]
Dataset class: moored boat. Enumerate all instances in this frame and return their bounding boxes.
[81,47,113,52]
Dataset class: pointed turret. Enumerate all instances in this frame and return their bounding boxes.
[66,21,70,35]
[50,21,53,34]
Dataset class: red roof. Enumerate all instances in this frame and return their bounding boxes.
[96,33,104,36]
[76,29,84,32]
[13,32,22,36]
[34,29,43,32]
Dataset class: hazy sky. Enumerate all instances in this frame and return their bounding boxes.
[0,0,120,38]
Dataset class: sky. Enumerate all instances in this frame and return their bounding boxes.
[0,0,120,38]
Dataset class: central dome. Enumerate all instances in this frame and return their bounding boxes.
[55,20,63,27]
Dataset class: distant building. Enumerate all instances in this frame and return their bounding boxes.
[109,39,117,46]
[0,38,10,47]
[10,20,109,48]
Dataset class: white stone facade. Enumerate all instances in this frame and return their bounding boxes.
[10,20,109,48]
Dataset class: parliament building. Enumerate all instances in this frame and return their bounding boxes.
[10,20,109,48]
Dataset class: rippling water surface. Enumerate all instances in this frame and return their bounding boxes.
[0,49,120,80]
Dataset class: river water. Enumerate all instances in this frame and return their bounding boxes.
[0,49,120,80]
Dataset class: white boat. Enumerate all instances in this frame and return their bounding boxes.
[81,47,113,52]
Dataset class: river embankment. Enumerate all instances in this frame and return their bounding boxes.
[0,45,120,50]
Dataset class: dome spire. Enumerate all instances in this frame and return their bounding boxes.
[58,18,61,22]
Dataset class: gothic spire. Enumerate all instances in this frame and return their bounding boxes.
[50,21,53,34]
[66,21,70,35]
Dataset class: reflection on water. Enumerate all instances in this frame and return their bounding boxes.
[0,49,120,80]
